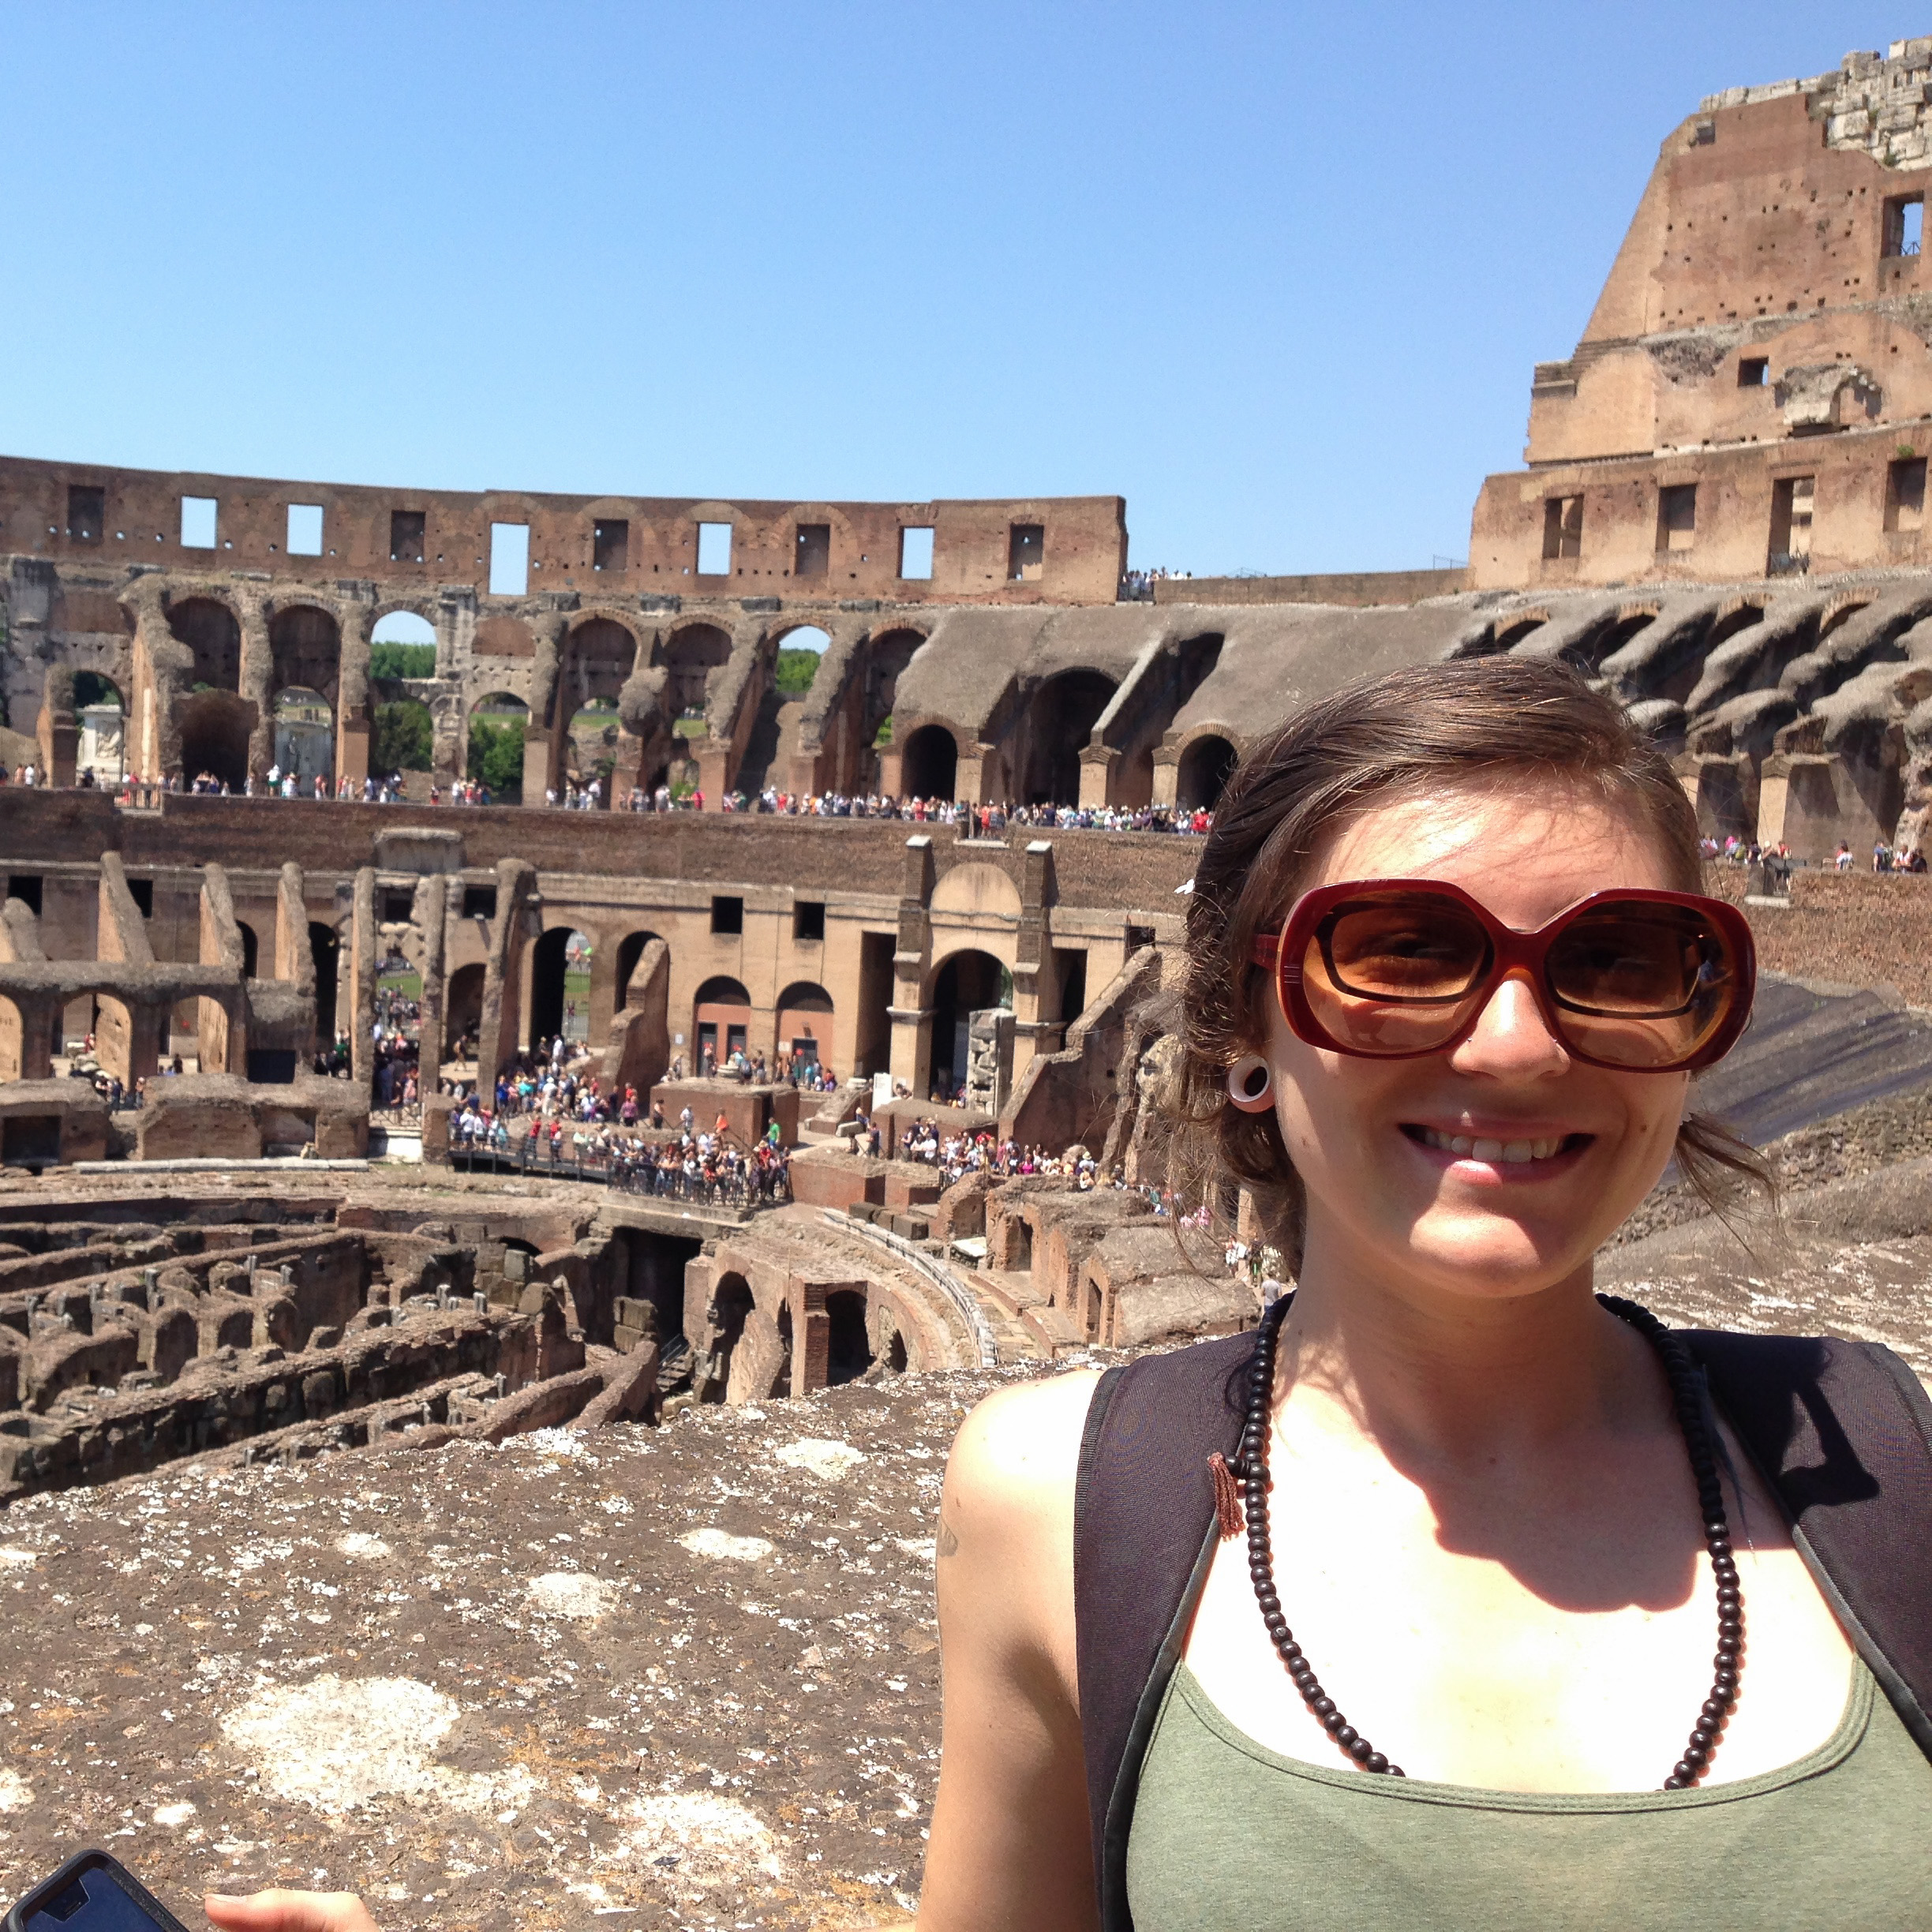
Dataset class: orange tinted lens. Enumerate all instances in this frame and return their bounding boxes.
[1301,896,1491,1054]
[1547,904,1736,1067]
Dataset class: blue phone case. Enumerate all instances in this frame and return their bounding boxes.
[4,1851,189,1932]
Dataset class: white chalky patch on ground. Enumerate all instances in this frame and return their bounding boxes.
[521,1428,593,1459]
[605,1790,786,1887]
[0,1769,29,1812]
[895,1537,937,1560]
[680,1529,774,1563]
[0,1548,38,1568]
[774,1439,866,1481]
[336,1533,391,1559]
[527,1572,620,1619]
[219,1674,535,1815]
[152,1801,197,1827]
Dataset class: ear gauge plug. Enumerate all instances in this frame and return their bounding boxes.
[1226,1052,1273,1112]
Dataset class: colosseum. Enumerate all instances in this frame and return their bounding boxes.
[7,36,1932,1930]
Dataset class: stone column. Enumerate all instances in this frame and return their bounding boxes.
[238,592,275,784]
[336,601,373,788]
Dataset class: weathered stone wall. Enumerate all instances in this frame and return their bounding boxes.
[1705,862,1932,1003]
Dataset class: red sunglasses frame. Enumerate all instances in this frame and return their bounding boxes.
[1249,878,1757,1073]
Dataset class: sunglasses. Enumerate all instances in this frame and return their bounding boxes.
[1249,879,1755,1073]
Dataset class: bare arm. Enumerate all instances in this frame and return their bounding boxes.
[914,1370,1102,1932]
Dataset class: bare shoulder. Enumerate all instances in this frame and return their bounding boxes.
[943,1368,1103,1522]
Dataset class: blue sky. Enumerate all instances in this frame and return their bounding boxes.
[2,3,1912,575]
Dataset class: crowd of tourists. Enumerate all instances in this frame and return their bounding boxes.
[608,785,1215,835]
[885,1118,1106,1190]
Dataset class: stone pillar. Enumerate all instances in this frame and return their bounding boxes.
[1077,746,1117,809]
[238,593,275,784]
[336,601,372,788]
[786,1276,830,1396]
[0,991,60,1080]
[36,667,77,788]
[1151,742,1181,810]
[348,867,377,1094]
[415,875,453,1085]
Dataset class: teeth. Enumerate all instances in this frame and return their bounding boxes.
[1419,1128,1568,1163]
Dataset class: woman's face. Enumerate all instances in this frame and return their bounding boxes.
[1262,781,1695,1304]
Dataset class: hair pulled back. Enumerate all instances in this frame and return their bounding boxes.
[1169,655,1770,1267]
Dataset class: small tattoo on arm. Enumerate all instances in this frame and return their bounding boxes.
[936,1518,960,1558]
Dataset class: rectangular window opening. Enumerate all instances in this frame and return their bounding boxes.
[710,894,744,936]
[1008,522,1045,582]
[1885,194,1924,258]
[1541,496,1583,561]
[794,900,826,942]
[593,519,629,573]
[1738,357,1769,388]
[180,495,218,550]
[794,523,830,578]
[696,522,733,576]
[898,526,935,580]
[286,503,324,556]
[489,522,530,596]
[462,885,498,920]
[7,875,43,915]
[390,510,426,564]
[67,485,104,544]
[127,878,154,918]
[1887,456,1926,534]
[1769,475,1815,571]
[1657,485,1698,553]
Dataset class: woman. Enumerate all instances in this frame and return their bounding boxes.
[200,659,1930,1932]
[912,657,1932,1929]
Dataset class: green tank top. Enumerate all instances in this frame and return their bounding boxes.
[1126,1660,1932,1930]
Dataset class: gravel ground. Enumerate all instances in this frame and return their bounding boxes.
[0,1364,1083,1932]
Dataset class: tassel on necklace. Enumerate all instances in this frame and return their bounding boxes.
[1208,1451,1245,1539]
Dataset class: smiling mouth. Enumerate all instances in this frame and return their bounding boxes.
[1402,1125,1592,1165]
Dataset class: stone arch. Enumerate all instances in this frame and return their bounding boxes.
[924,946,1009,1101]
[692,974,752,1073]
[930,862,1024,921]
[178,689,253,791]
[1176,730,1238,811]
[657,621,733,718]
[466,691,528,801]
[1017,668,1118,805]
[898,719,960,799]
[1705,600,1768,655]
[74,672,129,783]
[616,930,667,1007]
[1493,612,1551,652]
[268,603,342,703]
[529,924,597,1053]
[272,686,334,784]
[166,595,242,691]
[1818,597,1872,644]
[775,979,835,1076]
[445,961,485,1058]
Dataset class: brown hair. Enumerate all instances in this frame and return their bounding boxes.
[1169,655,1773,1266]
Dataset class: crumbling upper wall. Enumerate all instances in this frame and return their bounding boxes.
[0,455,1127,607]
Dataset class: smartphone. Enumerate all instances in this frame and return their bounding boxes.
[4,1852,190,1932]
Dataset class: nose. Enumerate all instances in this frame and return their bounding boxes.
[1447,968,1571,1076]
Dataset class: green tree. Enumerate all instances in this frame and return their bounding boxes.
[468,716,525,801]
[775,648,821,695]
[370,642,436,680]
[373,699,433,772]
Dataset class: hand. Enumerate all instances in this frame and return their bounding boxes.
[204,1891,382,1932]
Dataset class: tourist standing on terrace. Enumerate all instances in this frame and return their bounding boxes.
[912,657,1932,1927]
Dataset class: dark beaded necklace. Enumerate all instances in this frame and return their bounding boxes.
[1215,1290,1744,1789]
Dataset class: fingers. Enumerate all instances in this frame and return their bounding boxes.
[204,1889,382,1932]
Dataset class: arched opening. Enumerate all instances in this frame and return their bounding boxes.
[775,980,835,1078]
[370,609,437,680]
[1706,603,1767,654]
[558,619,637,805]
[445,962,485,1060]
[1020,670,1117,806]
[74,672,126,784]
[178,690,253,792]
[467,691,528,803]
[927,949,1009,1101]
[166,597,242,691]
[268,605,341,700]
[530,927,594,1052]
[614,930,666,1008]
[886,1330,909,1374]
[236,922,260,979]
[1597,610,1659,668]
[272,687,335,784]
[774,626,832,699]
[692,974,752,1076]
[1493,616,1548,653]
[703,1272,755,1404]
[857,628,927,789]
[1176,733,1237,811]
[658,623,733,721]
[900,723,958,801]
[308,922,340,1048]
[826,1289,874,1386]
[1818,601,1870,646]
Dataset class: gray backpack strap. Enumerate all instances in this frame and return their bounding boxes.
[1073,1331,1254,1931]
[1690,1328,1932,1762]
